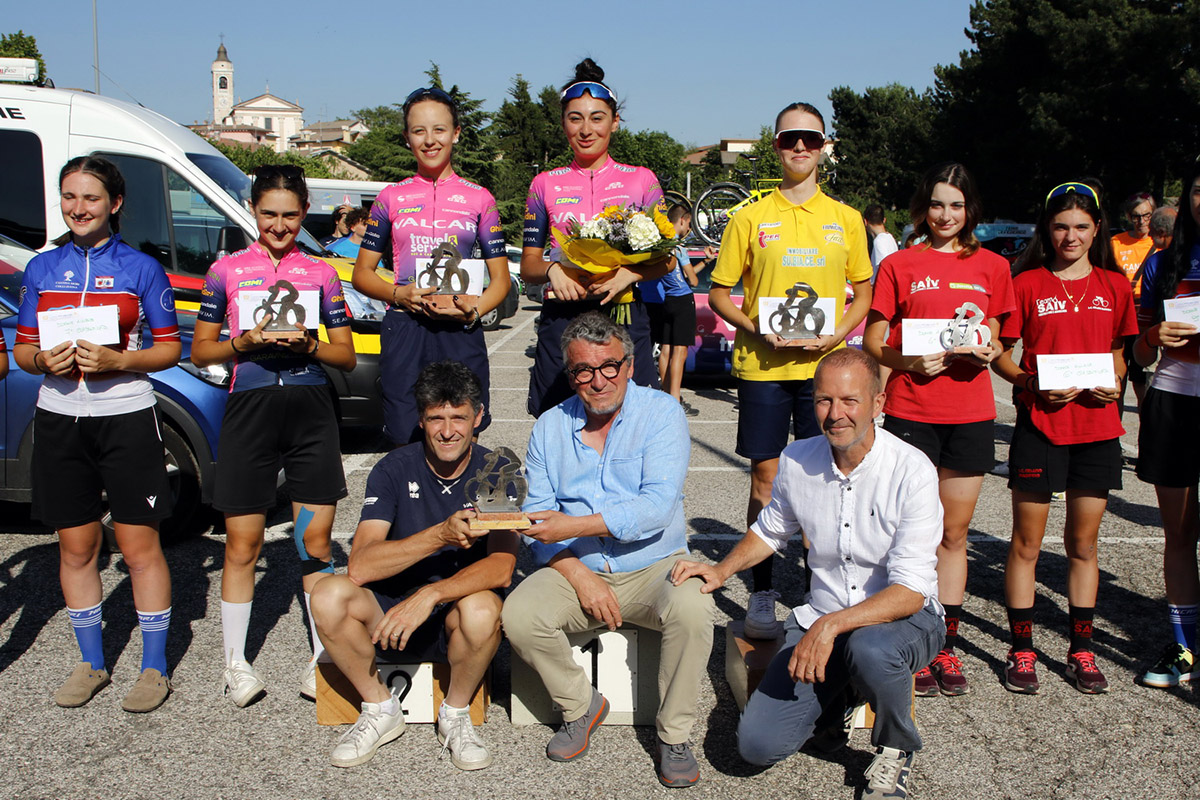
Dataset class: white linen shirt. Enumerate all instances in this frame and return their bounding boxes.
[751,427,943,629]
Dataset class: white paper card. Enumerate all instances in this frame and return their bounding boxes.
[38,305,120,349]
[414,257,486,295]
[1163,296,1200,328]
[1036,353,1116,390]
[757,296,836,337]
[377,662,436,723]
[900,319,952,355]
[236,290,320,331]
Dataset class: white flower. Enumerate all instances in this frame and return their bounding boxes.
[625,213,661,250]
[579,218,612,239]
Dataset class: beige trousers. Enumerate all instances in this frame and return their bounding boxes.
[502,553,715,744]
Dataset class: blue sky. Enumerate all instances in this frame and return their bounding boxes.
[9,1,975,147]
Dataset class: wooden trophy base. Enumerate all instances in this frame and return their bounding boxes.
[470,511,531,531]
[426,293,478,312]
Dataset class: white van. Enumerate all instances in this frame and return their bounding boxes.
[0,79,384,427]
[305,177,391,241]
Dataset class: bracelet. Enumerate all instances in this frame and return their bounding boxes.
[1024,374,1036,392]
[229,336,242,354]
[33,351,46,374]
[392,285,401,308]
[308,337,320,357]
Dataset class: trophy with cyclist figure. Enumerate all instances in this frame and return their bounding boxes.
[415,242,483,313]
[464,446,532,531]
[254,279,310,339]
[759,281,833,340]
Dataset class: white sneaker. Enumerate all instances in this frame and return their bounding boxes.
[300,657,317,700]
[437,704,492,771]
[331,690,406,768]
[743,590,783,640]
[223,659,266,708]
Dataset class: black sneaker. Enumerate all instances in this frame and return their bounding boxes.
[680,399,699,417]
[863,746,914,799]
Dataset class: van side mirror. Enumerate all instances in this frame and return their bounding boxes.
[215,226,248,261]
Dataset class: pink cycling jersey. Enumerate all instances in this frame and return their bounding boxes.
[522,158,665,249]
[198,242,349,392]
[360,172,506,285]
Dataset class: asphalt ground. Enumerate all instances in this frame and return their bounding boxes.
[0,301,1197,800]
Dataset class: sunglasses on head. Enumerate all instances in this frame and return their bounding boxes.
[403,86,455,110]
[560,81,618,105]
[1045,182,1100,207]
[774,128,826,151]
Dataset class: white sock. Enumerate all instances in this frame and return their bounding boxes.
[303,592,324,661]
[221,600,252,665]
[378,696,400,714]
[440,700,469,716]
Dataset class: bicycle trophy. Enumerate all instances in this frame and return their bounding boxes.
[768,281,826,340]
[416,242,473,312]
[939,302,990,350]
[254,279,307,339]
[464,447,531,531]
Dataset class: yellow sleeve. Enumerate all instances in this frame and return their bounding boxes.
[710,209,752,288]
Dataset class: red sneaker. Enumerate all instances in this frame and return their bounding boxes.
[1066,651,1109,694]
[930,649,970,696]
[913,665,939,697]
[1004,649,1040,694]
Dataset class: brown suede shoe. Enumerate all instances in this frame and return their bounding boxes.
[54,662,111,708]
[121,668,171,713]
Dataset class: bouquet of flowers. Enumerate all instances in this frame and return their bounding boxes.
[552,204,679,323]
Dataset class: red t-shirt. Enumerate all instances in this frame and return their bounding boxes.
[1000,266,1138,444]
[871,246,1015,423]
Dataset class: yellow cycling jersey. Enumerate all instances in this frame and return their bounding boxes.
[711,188,872,381]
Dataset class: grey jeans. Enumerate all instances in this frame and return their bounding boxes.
[738,605,944,763]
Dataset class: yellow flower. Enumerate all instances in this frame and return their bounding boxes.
[598,205,624,221]
[653,208,677,239]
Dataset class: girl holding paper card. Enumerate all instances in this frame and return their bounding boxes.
[864,162,1015,697]
[1131,163,1200,689]
[349,86,510,446]
[993,181,1137,695]
[13,156,181,713]
[192,165,356,708]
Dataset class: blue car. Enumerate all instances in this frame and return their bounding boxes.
[0,233,229,540]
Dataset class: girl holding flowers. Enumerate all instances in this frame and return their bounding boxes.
[521,58,670,417]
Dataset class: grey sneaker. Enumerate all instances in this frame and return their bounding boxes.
[121,668,171,713]
[330,689,406,768]
[657,740,699,788]
[680,400,699,417]
[54,662,111,708]
[438,704,492,770]
[863,746,914,799]
[742,590,783,640]
[546,690,608,762]
[223,658,266,708]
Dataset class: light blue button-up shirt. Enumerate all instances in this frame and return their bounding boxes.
[523,383,690,573]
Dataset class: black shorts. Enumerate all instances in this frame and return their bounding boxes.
[1123,336,1146,386]
[380,309,491,446]
[647,294,697,347]
[371,590,453,663]
[883,416,995,473]
[32,406,172,529]
[736,378,820,460]
[213,384,347,513]
[1137,386,1200,487]
[1008,407,1122,493]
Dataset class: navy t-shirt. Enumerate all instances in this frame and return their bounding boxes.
[359,442,493,600]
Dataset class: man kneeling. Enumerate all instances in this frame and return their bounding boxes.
[672,349,943,799]
[311,361,517,769]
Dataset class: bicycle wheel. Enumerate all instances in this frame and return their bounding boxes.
[662,190,691,215]
[692,182,751,246]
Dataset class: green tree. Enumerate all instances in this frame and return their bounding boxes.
[212,141,335,178]
[933,0,1200,219]
[829,84,935,213]
[0,31,46,84]
[609,129,688,194]
[491,76,568,241]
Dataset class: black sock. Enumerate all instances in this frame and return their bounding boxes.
[942,604,963,651]
[1007,606,1034,651]
[1069,606,1095,653]
[751,556,774,593]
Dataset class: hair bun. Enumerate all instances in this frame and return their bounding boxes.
[573,58,605,83]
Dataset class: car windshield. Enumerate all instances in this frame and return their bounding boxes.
[187,153,334,257]
[0,232,35,300]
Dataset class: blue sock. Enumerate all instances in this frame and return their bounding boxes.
[67,602,105,671]
[137,607,171,674]
[1168,604,1198,652]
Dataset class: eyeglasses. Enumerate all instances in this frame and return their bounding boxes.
[1129,211,1153,222]
[560,81,618,105]
[566,357,628,384]
[1045,182,1100,207]
[403,86,456,111]
[774,128,826,151]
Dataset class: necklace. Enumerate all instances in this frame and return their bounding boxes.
[1053,266,1092,312]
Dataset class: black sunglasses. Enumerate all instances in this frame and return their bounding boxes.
[775,128,826,151]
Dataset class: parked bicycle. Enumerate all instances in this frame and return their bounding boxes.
[691,156,781,246]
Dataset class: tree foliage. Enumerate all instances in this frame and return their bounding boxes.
[933,0,1200,219]
[212,140,335,179]
[0,31,46,84]
[829,84,935,214]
